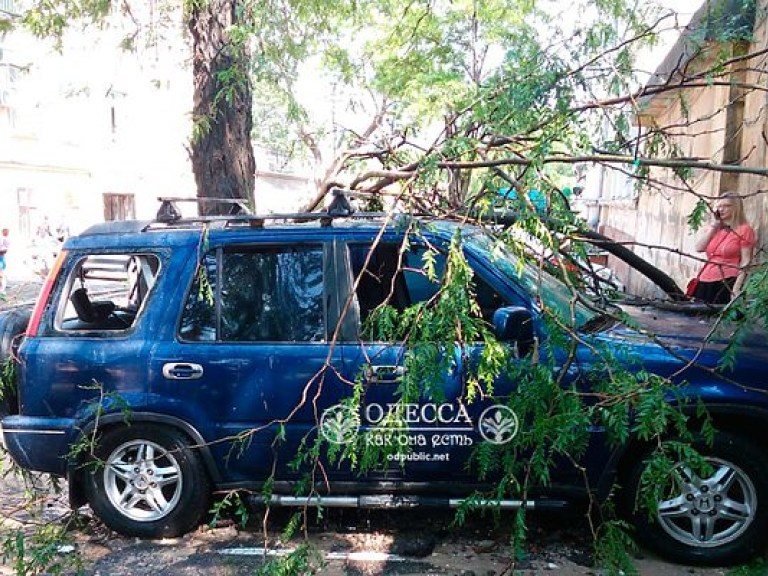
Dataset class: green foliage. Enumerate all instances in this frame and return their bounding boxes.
[281,511,304,542]
[191,114,213,146]
[0,357,16,405]
[708,263,768,376]
[195,264,215,307]
[687,198,709,232]
[324,381,363,467]
[510,507,528,562]
[593,520,639,576]
[696,0,757,43]
[288,219,706,571]
[21,0,110,41]
[631,374,689,441]
[64,381,132,470]
[642,131,688,174]
[728,557,768,576]
[634,441,712,521]
[699,419,716,451]
[196,0,675,195]
[483,359,591,490]
[209,491,250,529]
[215,65,249,107]
[0,469,82,576]
[1,524,83,576]
[9,0,747,570]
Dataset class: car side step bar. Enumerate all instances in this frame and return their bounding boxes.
[255,495,569,510]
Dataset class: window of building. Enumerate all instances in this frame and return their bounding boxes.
[17,188,36,237]
[103,193,136,221]
[267,148,291,173]
[0,58,18,129]
[0,1,19,16]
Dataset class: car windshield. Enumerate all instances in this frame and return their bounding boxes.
[463,228,598,329]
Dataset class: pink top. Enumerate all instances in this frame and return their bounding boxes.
[699,223,756,282]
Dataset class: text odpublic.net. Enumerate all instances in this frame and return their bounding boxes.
[386,452,450,462]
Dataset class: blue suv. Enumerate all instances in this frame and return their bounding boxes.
[2,203,767,566]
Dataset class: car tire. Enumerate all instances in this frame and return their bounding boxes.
[0,308,31,416]
[625,432,768,565]
[84,424,211,538]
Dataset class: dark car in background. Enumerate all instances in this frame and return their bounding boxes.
[1,203,767,566]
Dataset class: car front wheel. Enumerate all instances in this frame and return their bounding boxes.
[84,425,210,538]
[626,433,768,565]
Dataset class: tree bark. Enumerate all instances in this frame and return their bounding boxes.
[476,211,686,299]
[576,229,685,300]
[188,0,255,216]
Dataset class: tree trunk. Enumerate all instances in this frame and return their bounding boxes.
[476,211,685,299]
[188,0,256,216]
[577,229,685,300]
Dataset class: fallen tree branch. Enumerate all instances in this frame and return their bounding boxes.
[438,154,768,176]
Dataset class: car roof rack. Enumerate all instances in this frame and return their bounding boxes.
[151,188,394,229]
[155,196,252,223]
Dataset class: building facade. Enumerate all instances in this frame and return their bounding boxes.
[597,0,767,297]
[0,5,315,277]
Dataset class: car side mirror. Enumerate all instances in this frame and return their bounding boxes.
[493,306,533,341]
[493,306,537,359]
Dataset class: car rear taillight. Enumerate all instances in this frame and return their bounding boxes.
[26,250,67,337]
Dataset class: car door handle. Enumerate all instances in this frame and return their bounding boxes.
[366,365,405,384]
[163,362,204,380]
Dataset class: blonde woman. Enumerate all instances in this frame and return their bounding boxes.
[692,192,756,304]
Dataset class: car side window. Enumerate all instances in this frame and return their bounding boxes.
[180,252,218,341]
[54,253,160,333]
[348,243,506,326]
[180,245,326,342]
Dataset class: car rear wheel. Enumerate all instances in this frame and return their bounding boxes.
[84,424,210,538]
[625,433,768,565]
[0,308,31,416]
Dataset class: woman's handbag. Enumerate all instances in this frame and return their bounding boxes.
[685,277,699,298]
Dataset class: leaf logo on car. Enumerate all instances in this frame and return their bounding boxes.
[478,406,519,445]
[320,404,361,445]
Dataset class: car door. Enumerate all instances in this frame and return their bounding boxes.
[19,251,161,422]
[336,236,517,482]
[150,241,351,483]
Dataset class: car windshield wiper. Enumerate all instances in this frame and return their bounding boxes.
[579,312,617,333]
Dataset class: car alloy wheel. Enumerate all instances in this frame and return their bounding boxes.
[657,457,756,548]
[625,432,768,565]
[84,424,210,537]
[103,438,184,522]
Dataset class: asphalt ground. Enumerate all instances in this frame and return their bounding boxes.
[0,278,43,311]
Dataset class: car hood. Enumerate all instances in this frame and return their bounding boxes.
[607,303,768,356]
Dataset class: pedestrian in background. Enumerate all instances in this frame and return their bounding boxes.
[0,228,10,293]
[691,192,756,304]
